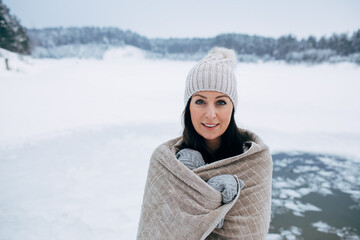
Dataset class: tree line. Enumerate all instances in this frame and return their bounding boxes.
[27,27,360,64]
[1,0,359,64]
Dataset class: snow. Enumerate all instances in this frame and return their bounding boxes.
[284,201,321,216]
[1,46,360,239]
[1,46,360,157]
[312,221,360,239]
[279,189,302,199]
[266,226,302,240]
[266,234,282,240]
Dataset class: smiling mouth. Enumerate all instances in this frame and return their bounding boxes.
[202,123,220,128]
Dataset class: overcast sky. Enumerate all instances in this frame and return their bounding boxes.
[4,0,360,39]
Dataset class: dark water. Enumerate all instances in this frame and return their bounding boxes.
[269,152,360,239]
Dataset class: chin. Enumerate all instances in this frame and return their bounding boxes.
[202,134,220,141]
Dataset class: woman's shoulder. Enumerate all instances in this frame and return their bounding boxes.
[237,127,272,166]
[151,136,183,156]
[238,127,269,151]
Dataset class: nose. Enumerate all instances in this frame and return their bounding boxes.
[205,105,216,119]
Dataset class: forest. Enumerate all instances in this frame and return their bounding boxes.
[1,0,359,64]
[27,27,360,64]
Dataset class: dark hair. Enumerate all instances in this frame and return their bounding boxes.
[179,98,250,164]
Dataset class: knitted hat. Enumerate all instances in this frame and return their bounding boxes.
[184,47,238,109]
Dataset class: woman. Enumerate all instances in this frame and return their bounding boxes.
[137,47,272,240]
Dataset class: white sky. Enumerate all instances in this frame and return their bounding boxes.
[4,0,360,39]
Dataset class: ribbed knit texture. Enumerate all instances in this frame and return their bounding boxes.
[176,148,206,170]
[184,47,238,109]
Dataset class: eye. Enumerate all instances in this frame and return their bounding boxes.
[195,99,205,105]
[216,100,227,105]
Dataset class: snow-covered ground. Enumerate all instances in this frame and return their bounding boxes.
[1,47,359,157]
[1,46,360,239]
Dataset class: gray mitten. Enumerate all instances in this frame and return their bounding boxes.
[208,175,244,229]
[207,174,243,204]
[176,148,206,170]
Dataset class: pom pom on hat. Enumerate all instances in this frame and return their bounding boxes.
[184,47,239,109]
[207,47,237,68]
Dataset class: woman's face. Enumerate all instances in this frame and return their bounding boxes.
[189,91,233,151]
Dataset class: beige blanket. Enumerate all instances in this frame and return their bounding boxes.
[137,128,272,240]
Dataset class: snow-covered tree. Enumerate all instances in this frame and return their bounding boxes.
[25,25,360,64]
[0,0,30,54]
[351,29,360,53]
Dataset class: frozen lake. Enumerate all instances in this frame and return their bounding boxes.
[1,47,360,239]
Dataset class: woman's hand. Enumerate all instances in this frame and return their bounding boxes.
[176,149,244,204]
[207,174,244,204]
[176,148,206,170]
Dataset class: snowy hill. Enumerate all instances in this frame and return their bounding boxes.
[0,47,32,72]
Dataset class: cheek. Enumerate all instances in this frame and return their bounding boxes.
[222,109,233,126]
[189,106,199,125]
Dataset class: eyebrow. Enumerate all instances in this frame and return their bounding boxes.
[193,93,229,99]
